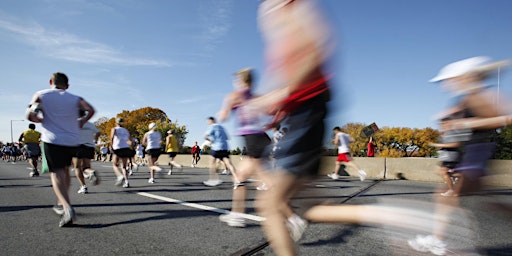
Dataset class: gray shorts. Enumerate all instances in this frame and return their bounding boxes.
[25,143,41,158]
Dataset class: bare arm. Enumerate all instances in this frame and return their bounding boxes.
[78,98,95,128]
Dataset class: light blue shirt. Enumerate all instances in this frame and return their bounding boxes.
[205,123,229,151]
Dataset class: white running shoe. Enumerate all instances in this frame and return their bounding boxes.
[148,178,155,184]
[122,180,130,188]
[221,169,229,175]
[77,185,88,194]
[408,235,447,256]
[358,170,367,181]
[219,212,246,227]
[115,176,124,186]
[287,214,308,242]
[327,173,339,180]
[256,183,268,191]
[441,189,457,197]
[203,179,223,187]
[167,170,172,175]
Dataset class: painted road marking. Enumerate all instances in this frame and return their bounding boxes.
[137,192,266,222]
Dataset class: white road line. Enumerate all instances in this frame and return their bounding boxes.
[137,192,266,222]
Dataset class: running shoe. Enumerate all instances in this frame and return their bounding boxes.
[115,176,124,186]
[203,179,223,187]
[221,169,229,175]
[148,178,155,184]
[219,212,246,227]
[59,207,75,227]
[29,171,39,177]
[327,173,339,180]
[167,170,172,175]
[441,190,458,197]
[287,215,308,242]
[358,170,367,181]
[77,185,88,194]
[122,180,130,188]
[52,205,64,215]
[256,183,268,191]
[408,235,447,256]
[88,170,100,185]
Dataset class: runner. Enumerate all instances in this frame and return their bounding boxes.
[26,72,95,227]
[110,117,133,188]
[18,123,41,177]
[142,122,162,183]
[73,110,101,194]
[165,129,183,175]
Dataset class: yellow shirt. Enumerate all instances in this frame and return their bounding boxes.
[22,129,41,143]
[166,135,179,153]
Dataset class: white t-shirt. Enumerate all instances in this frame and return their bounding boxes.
[79,122,99,147]
[336,132,351,154]
[36,88,81,146]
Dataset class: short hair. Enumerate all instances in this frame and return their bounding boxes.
[333,126,341,131]
[207,116,216,122]
[28,123,36,129]
[235,68,254,87]
[51,72,69,87]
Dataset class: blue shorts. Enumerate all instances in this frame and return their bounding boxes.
[453,142,495,179]
[271,90,329,178]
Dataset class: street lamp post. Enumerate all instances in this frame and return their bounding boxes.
[10,120,25,144]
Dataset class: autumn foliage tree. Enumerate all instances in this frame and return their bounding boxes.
[335,123,441,158]
[95,107,188,149]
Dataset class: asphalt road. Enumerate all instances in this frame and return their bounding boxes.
[1,160,511,256]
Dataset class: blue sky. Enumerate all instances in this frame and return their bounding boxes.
[1,0,511,149]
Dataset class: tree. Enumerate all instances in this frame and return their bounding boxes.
[334,123,441,158]
[494,127,512,159]
[95,107,188,148]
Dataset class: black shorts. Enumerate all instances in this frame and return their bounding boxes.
[168,152,177,158]
[211,150,230,159]
[146,148,161,158]
[76,145,95,159]
[114,148,133,158]
[243,133,271,158]
[44,143,78,171]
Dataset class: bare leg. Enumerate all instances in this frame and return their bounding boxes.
[50,167,72,210]
[73,158,86,187]
[209,156,219,180]
[256,171,303,256]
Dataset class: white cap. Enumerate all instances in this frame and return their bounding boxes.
[148,122,156,129]
[430,56,509,83]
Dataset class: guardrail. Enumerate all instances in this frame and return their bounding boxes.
[156,155,512,187]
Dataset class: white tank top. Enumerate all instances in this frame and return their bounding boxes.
[112,127,130,150]
[38,88,81,146]
[146,130,161,150]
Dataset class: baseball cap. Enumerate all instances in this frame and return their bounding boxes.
[430,56,509,83]
[115,117,124,124]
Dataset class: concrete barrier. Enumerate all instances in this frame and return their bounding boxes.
[156,154,512,187]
